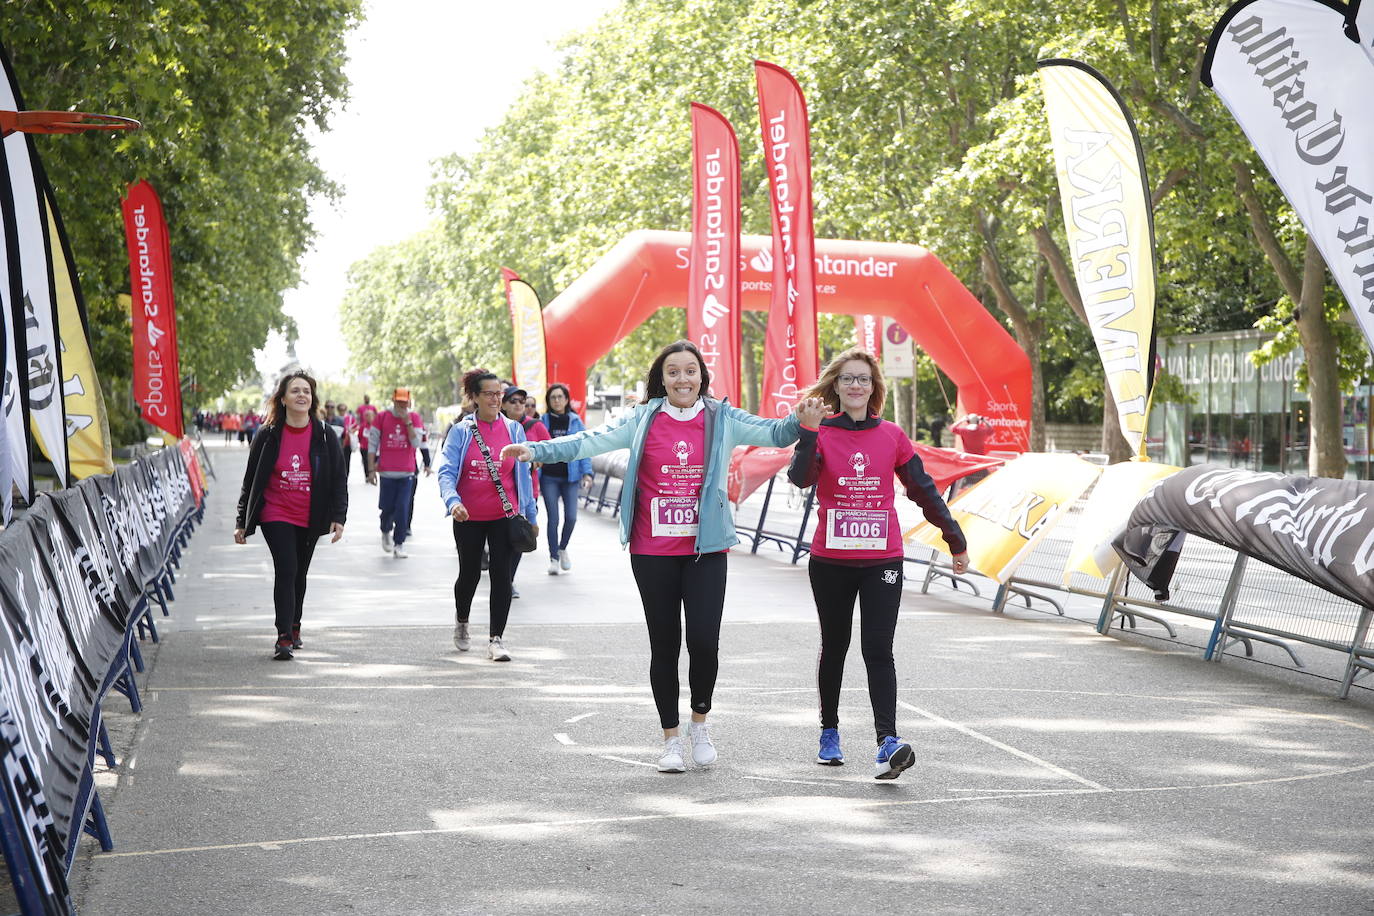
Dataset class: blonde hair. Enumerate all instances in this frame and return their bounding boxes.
[802,348,886,416]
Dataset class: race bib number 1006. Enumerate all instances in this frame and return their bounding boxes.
[825,509,889,550]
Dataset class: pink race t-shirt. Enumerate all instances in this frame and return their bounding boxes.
[630,410,706,555]
[810,419,912,562]
[457,417,518,521]
[375,411,421,472]
[260,423,313,527]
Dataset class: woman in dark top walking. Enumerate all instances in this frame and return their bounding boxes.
[538,383,595,575]
[235,371,348,660]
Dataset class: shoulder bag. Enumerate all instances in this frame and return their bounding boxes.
[469,420,538,553]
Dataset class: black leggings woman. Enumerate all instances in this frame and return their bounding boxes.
[235,371,348,660]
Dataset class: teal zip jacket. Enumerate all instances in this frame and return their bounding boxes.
[526,397,801,554]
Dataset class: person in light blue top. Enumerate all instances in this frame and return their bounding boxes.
[503,339,825,773]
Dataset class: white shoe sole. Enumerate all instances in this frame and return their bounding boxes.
[657,759,686,773]
[874,744,915,780]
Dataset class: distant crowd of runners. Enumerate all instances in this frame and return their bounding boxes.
[234,340,971,779]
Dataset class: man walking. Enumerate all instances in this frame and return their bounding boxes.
[365,387,432,558]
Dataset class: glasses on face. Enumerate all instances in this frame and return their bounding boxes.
[478,390,503,399]
[837,374,873,388]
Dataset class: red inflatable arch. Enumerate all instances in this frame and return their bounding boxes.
[542,229,1031,452]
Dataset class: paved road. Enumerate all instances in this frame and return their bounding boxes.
[69,443,1374,914]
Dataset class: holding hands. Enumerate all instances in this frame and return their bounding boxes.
[794,396,828,429]
[500,443,534,462]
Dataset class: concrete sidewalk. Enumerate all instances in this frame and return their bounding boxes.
[69,443,1374,914]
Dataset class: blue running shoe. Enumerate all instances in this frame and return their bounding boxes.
[874,736,914,780]
[817,728,845,766]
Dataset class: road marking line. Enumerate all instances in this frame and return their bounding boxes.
[741,775,836,787]
[599,755,656,769]
[898,700,1109,791]
[554,733,576,746]
[564,712,598,724]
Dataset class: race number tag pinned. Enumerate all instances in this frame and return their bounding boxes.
[651,496,699,537]
[825,509,888,550]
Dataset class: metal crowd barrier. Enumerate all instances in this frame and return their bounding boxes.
[578,461,1374,700]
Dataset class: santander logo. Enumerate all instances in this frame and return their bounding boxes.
[750,248,773,273]
[701,294,729,329]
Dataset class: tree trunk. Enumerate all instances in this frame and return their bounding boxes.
[1101,384,1135,462]
[1296,238,1346,478]
[741,312,764,415]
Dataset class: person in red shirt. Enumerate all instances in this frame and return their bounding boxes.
[357,396,380,481]
[234,372,348,659]
[790,348,969,779]
[951,413,991,455]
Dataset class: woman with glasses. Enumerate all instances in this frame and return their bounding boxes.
[538,383,595,575]
[789,349,969,779]
[437,371,537,661]
[502,339,825,773]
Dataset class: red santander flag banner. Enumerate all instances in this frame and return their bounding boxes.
[687,102,741,405]
[754,60,819,418]
[853,314,882,357]
[121,180,184,438]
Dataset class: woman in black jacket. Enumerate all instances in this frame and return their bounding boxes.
[235,371,348,659]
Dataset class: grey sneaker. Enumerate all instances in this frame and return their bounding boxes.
[488,637,511,662]
[657,736,686,773]
[689,722,717,766]
[559,549,572,571]
[453,620,470,652]
[392,542,408,558]
[381,531,393,554]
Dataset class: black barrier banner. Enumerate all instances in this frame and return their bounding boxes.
[0,704,70,915]
[0,523,98,849]
[0,444,198,911]
[1114,466,1374,608]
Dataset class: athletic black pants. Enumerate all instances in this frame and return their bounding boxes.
[808,557,904,743]
[260,521,319,638]
[453,518,514,637]
[629,552,728,730]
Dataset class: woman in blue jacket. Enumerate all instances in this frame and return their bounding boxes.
[438,371,538,662]
[504,340,824,773]
[539,382,595,575]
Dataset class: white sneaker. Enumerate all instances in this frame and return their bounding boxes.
[381,531,393,554]
[689,722,717,766]
[487,637,511,661]
[559,549,572,571]
[547,558,559,576]
[392,543,408,558]
[453,620,470,652]
[657,736,686,773]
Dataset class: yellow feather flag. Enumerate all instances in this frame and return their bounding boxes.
[906,453,1102,583]
[1039,59,1158,456]
[45,186,113,477]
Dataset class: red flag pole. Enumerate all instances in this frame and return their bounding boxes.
[754,61,819,418]
[687,102,741,405]
[121,180,184,439]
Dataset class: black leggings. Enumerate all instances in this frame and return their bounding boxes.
[808,557,904,743]
[453,518,514,637]
[260,521,319,637]
[630,552,728,730]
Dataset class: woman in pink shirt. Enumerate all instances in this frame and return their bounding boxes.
[790,349,969,779]
[234,372,348,660]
